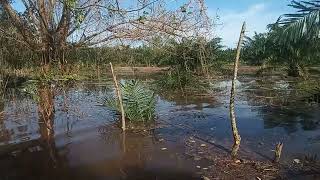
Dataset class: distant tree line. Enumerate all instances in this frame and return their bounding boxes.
[0,4,232,71]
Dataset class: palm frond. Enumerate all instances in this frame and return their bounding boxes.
[276,0,320,41]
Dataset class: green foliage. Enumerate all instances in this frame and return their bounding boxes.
[240,1,320,77]
[0,8,38,68]
[243,32,274,65]
[160,38,210,72]
[156,70,193,90]
[243,23,320,76]
[21,81,40,102]
[155,69,209,93]
[64,36,223,70]
[206,37,234,63]
[105,80,156,122]
[276,0,320,42]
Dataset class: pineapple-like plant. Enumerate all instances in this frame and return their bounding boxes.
[105,80,156,122]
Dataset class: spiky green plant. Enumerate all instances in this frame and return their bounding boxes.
[105,80,156,122]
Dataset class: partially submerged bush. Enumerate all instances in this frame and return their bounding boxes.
[155,69,209,92]
[105,80,156,122]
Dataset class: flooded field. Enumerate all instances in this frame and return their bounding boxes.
[0,75,319,179]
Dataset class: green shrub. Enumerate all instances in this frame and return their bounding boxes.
[105,80,156,122]
[155,69,209,92]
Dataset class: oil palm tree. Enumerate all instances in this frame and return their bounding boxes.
[243,32,273,65]
[277,0,320,42]
[105,80,156,122]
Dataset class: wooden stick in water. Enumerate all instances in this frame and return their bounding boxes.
[274,142,283,163]
[110,62,126,131]
[230,22,246,158]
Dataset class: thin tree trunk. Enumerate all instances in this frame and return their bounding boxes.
[230,22,246,159]
[110,62,126,131]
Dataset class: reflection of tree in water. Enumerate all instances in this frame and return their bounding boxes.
[38,84,55,141]
[0,100,10,142]
[100,127,155,178]
[98,126,197,179]
[0,84,70,178]
[261,107,319,133]
[37,84,63,170]
[0,97,3,113]
[158,90,219,111]
[244,78,320,133]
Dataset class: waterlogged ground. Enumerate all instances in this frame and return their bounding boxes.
[0,75,319,179]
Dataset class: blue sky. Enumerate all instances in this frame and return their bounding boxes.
[206,0,293,47]
[12,0,294,48]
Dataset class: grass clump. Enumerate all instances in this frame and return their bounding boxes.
[105,80,156,122]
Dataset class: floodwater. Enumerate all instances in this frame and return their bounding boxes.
[0,75,319,179]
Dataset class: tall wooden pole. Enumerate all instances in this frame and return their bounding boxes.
[110,62,126,131]
[230,22,246,158]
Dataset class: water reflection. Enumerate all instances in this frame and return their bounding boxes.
[0,77,319,179]
[261,107,320,133]
[0,81,201,179]
[244,77,320,133]
[98,127,199,180]
[38,84,55,142]
[37,84,59,167]
[0,101,8,143]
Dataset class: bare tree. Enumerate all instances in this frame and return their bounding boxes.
[229,22,245,159]
[0,0,211,69]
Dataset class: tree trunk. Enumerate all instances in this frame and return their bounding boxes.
[230,22,246,159]
[40,41,67,73]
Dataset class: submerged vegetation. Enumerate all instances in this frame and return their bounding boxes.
[106,80,156,123]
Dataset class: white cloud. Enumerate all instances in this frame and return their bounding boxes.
[210,3,281,48]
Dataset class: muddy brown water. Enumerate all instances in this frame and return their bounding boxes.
[0,75,319,179]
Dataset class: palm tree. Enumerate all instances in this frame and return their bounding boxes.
[243,32,272,65]
[277,0,320,42]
